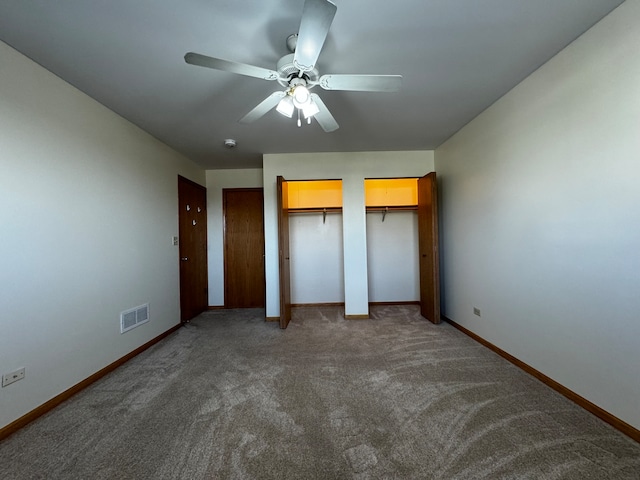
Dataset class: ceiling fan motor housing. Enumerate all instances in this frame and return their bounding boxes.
[277,53,319,88]
[286,34,298,53]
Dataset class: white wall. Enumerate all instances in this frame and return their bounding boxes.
[367,211,419,302]
[435,0,640,429]
[289,213,345,304]
[263,151,434,318]
[205,169,263,306]
[0,41,204,430]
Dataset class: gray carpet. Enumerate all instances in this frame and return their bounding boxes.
[1,305,639,479]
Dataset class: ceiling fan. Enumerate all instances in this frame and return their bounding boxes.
[184,0,402,132]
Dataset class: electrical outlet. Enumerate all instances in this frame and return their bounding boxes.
[2,367,25,387]
[473,307,481,317]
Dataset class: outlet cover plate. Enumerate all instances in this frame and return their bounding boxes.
[2,367,25,387]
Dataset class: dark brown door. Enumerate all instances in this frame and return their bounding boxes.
[178,176,208,322]
[277,176,292,329]
[418,172,441,324]
[224,188,265,308]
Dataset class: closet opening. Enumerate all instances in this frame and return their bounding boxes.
[365,178,420,305]
[287,180,345,308]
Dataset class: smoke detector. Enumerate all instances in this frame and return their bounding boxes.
[224,139,237,148]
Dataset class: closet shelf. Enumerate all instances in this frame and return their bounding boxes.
[288,207,342,214]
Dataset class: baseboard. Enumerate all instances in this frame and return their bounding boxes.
[345,314,370,320]
[0,323,182,442]
[291,302,345,307]
[265,316,279,322]
[369,301,420,306]
[443,316,640,444]
[289,302,419,308]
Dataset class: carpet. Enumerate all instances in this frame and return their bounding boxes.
[1,305,639,479]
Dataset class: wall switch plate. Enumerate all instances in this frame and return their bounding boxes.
[2,367,25,387]
[172,236,179,246]
[473,307,481,317]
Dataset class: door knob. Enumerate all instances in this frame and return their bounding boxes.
[181,257,189,261]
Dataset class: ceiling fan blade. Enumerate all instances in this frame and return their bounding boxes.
[184,52,279,81]
[319,74,403,92]
[239,91,286,124]
[293,0,337,72]
[310,94,338,132]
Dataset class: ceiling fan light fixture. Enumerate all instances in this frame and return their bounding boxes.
[302,98,320,118]
[292,85,311,108]
[276,96,295,118]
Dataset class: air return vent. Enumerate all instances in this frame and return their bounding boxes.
[120,303,149,334]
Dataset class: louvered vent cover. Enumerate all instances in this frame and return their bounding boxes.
[120,304,150,333]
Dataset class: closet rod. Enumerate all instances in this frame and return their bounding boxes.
[288,207,342,224]
[365,205,417,222]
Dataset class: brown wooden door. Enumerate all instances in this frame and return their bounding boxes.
[418,172,441,324]
[178,176,208,322]
[277,176,292,329]
[223,188,265,308]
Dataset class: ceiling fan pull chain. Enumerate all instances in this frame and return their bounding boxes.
[297,108,302,127]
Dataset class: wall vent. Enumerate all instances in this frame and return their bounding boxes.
[120,303,149,333]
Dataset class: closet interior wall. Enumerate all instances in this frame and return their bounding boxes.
[287,180,345,305]
[289,212,344,304]
[366,210,420,303]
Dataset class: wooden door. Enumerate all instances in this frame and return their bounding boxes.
[277,176,292,329]
[223,188,265,308]
[178,176,208,322]
[418,172,441,324]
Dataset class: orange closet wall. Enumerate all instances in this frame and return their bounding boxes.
[287,180,342,209]
[365,178,417,207]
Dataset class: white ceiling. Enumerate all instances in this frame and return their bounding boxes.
[0,0,625,170]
